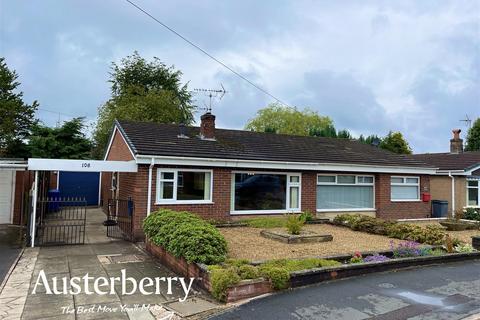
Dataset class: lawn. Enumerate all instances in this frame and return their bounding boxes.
[218,224,398,261]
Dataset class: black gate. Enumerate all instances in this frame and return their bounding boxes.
[35,197,87,246]
[105,198,134,241]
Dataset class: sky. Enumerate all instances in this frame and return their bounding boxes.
[1,0,479,153]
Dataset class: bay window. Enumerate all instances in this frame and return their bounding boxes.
[156,169,212,203]
[231,172,301,213]
[467,180,479,207]
[391,176,420,201]
[317,175,374,211]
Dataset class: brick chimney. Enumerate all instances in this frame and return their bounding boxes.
[450,129,463,154]
[200,112,216,140]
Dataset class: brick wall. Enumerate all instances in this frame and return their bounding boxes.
[375,174,431,220]
[429,175,466,214]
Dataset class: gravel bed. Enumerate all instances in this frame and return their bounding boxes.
[219,224,399,261]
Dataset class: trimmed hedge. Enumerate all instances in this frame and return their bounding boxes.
[333,214,445,245]
[143,209,228,265]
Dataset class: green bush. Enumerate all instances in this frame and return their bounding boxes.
[143,209,228,265]
[300,211,314,222]
[225,258,250,268]
[210,267,241,301]
[258,265,290,290]
[238,265,260,280]
[463,207,480,221]
[260,258,340,272]
[285,214,306,235]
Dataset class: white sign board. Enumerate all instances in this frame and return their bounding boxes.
[28,159,138,172]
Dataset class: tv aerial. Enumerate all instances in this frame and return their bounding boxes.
[193,84,227,113]
[460,114,472,129]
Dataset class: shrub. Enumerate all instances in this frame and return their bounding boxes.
[258,265,290,290]
[144,209,228,265]
[260,258,340,272]
[210,267,241,301]
[350,251,363,264]
[463,207,480,221]
[300,211,314,222]
[454,243,475,253]
[225,258,250,268]
[285,214,306,235]
[390,240,423,258]
[238,265,260,280]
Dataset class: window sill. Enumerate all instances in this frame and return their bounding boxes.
[390,199,421,202]
[230,209,302,215]
[155,201,214,205]
[316,208,376,213]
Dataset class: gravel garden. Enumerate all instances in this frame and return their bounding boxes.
[143,209,480,302]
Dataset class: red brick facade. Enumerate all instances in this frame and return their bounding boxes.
[102,130,433,238]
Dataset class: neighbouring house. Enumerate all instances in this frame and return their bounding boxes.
[0,159,29,225]
[101,112,438,239]
[412,129,480,216]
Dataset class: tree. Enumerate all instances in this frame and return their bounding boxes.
[245,103,333,136]
[310,124,337,138]
[465,118,480,151]
[379,131,412,154]
[0,57,38,158]
[337,129,353,139]
[28,118,93,159]
[93,52,195,158]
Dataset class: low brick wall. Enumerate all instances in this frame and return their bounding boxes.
[145,239,273,302]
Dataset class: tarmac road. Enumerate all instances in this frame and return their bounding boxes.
[0,226,22,287]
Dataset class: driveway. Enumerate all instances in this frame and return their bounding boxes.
[212,260,480,320]
[0,226,22,286]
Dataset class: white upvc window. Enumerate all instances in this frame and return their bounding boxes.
[467,180,479,207]
[316,174,375,211]
[390,176,420,201]
[230,171,301,214]
[156,169,213,204]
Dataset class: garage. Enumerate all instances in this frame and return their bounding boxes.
[0,171,15,224]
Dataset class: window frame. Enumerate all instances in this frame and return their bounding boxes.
[466,179,480,208]
[155,168,213,204]
[230,171,302,215]
[390,176,420,202]
[316,174,375,212]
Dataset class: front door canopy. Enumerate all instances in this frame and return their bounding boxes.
[28,158,138,173]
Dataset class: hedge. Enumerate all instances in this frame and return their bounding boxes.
[332,214,445,245]
[143,209,228,265]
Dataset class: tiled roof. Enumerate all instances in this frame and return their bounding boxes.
[411,152,480,171]
[116,120,434,168]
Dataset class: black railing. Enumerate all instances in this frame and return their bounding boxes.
[35,197,87,246]
[105,198,134,241]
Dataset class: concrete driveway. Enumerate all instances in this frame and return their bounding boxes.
[212,260,480,320]
[0,226,22,286]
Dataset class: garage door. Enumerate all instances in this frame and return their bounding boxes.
[0,171,14,224]
[58,171,100,206]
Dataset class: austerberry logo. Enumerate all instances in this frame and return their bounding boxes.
[31,269,195,302]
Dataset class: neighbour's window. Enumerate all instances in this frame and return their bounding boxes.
[467,180,479,206]
[231,173,301,212]
[317,175,374,210]
[156,169,212,203]
[390,176,420,201]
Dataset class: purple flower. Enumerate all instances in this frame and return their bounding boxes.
[364,254,390,263]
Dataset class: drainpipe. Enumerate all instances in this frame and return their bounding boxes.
[448,171,455,218]
[146,158,154,216]
[31,171,38,248]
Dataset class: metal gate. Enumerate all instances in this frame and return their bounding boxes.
[105,198,134,241]
[35,197,87,246]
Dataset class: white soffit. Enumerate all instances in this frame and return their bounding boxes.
[28,158,138,172]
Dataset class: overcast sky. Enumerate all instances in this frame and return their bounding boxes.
[1,0,479,153]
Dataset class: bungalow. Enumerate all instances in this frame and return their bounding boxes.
[412,129,480,216]
[101,112,437,239]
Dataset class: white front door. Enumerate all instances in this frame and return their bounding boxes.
[0,171,14,224]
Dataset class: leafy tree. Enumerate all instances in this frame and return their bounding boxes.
[28,118,93,159]
[93,52,194,158]
[245,103,333,136]
[310,124,337,138]
[465,118,480,151]
[0,57,38,158]
[379,131,412,154]
[337,129,353,139]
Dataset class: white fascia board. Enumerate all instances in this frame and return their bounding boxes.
[103,125,136,161]
[0,163,28,170]
[135,155,438,174]
[465,164,480,176]
[435,170,468,176]
[28,158,138,172]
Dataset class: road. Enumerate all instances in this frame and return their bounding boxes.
[212,260,480,320]
[0,226,22,286]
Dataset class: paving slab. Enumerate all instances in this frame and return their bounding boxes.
[166,297,219,317]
